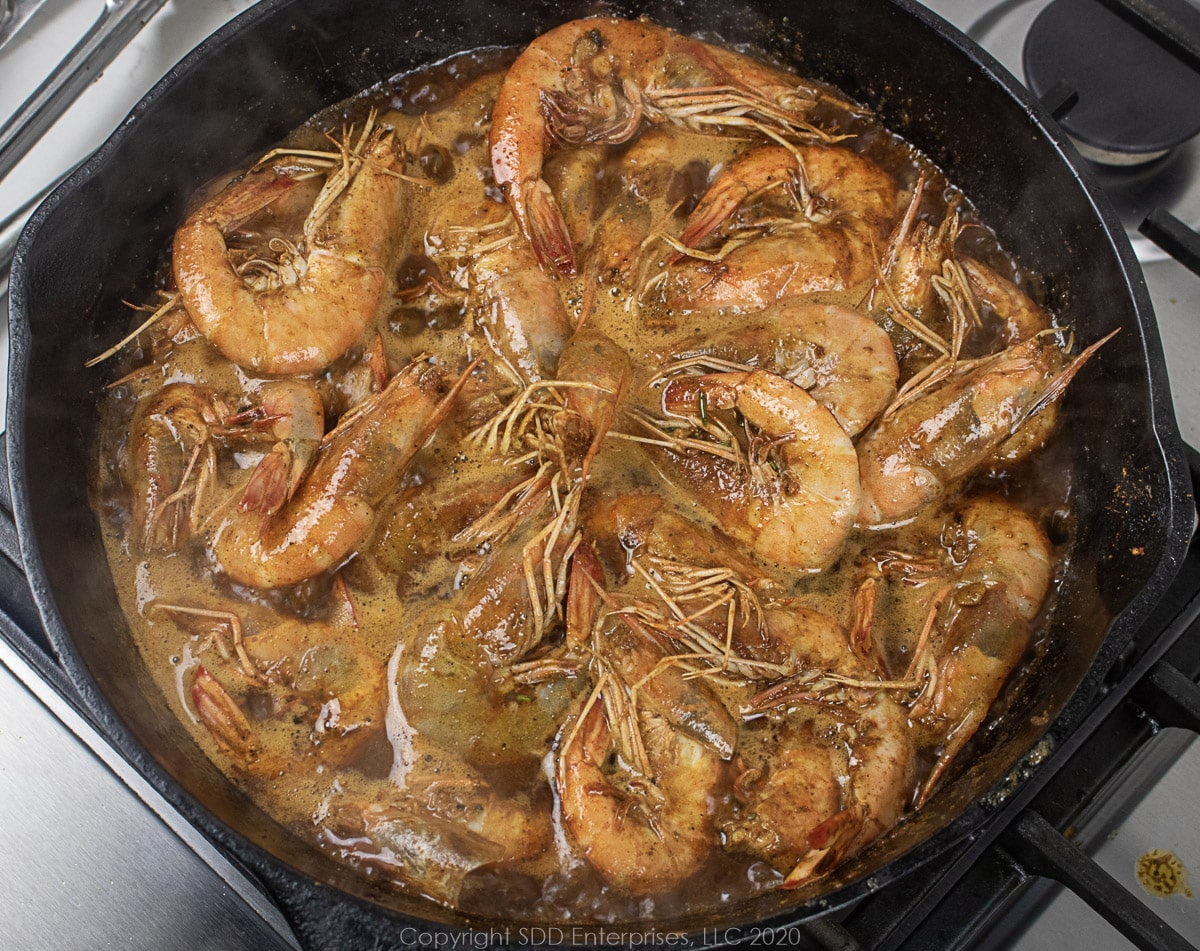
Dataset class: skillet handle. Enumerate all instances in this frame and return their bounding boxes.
[1140,209,1200,278]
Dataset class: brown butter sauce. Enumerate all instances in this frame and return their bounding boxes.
[93,43,1072,924]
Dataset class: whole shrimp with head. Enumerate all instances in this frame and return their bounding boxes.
[124,382,231,552]
[157,582,387,782]
[660,299,898,438]
[577,494,913,889]
[867,175,961,354]
[124,373,339,555]
[867,179,1052,375]
[554,618,728,896]
[728,601,915,887]
[860,495,1053,806]
[173,113,411,375]
[857,330,1116,526]
[648,368,861,570]
[490,16,859,276]
[662,143,899,315]
[212,357,466,589]
[321,771,552,909]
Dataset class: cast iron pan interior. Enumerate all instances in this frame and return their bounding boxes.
[7,0,1194,943]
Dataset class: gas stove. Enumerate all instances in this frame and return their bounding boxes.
[0,2,1198,950]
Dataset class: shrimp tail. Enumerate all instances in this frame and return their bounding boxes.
[676,181,753,251]
[239,443,300,516]
[192,665,257,759]
[780,806,865,888]
[206,171,302,232]
[525,179,577,276]
[565,540,605,649]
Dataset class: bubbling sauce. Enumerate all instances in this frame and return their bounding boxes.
[93,22,1082,924]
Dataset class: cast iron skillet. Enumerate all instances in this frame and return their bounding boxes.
[7,0,1195,945]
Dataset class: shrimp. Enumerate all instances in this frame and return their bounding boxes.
[581,491,793,692]
[223,379,325,517]
[124,383,231,551]
[959,257,1061,465]
[661,144,898,314]
[490,17,855,275]
[126,379,328,552]
[553,326,631,476]
[468,233,575,383]
[212,358,452,588]
[573,532,744,757]
[173,120,408,374]
[676,143,897,251]
[515,530,737,895]
[389,481,587,780]
[322,775,550,908]
[392,602,583,771]
[586,128,717,294]
[662,300,898,437]
[865,183,1053,410]
[466,323,631,492]
[952,495,1054,622]
[426,200,574,383]
[868,176,960,335]
[164,587,387,775]
[450,485,582,665]
[542,145,606,255]
[390,351,615,754]
[655,369,862,570]
[555,665,723,895]
[857,332,1115,526]
[867,496,1052,805]
[617,624,740,760]
[961,256,1051,347]
[584,492,774,596]
[727,697,912,885]
[372,462,548,583]
[384,328,624,611]
[723,604,913,885]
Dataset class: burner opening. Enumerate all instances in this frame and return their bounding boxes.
[1023,0,1200,166]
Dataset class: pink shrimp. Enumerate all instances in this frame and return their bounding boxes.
[212,359,454,588]
[662,143,898,314]
[174,120,408,374]
[656,369,862,570]
[857,332,1116,526]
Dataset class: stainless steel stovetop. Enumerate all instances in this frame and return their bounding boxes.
[0,2,1197,949]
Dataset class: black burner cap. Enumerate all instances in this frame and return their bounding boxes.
[1023,0,1200,165]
